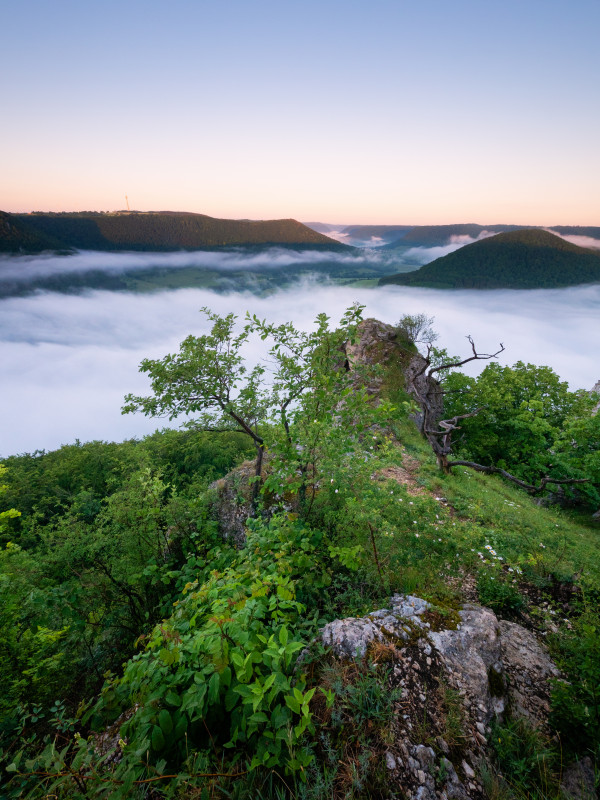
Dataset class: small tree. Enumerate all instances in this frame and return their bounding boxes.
[123,303,381,510]
[396,313,438,347]
[123,308,271,503]
[249,304,386,507]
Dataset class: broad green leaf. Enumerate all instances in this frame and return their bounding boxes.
[158,709,173,735]
[151,725,165,751]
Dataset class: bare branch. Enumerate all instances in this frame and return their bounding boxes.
[424,409,484,436]
[428,337,504,377]
[446,461,589,495]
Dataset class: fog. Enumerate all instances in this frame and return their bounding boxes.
[2,277,599,457]
[0,247,388,285]
[402,231,496,265]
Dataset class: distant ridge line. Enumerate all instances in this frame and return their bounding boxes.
[0,210,346,253]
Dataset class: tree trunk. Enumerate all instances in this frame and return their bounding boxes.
[252,442,265,508]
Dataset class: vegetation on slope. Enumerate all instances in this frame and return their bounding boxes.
[379,228,600,289]
[0,212,65,253]
[0,211,342,253]
[1,308,599,798]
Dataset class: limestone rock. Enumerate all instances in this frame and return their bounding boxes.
[319,594,429,658]
[498,619,560,727]
[430,604,505,722]
[320,594,562,800]
[208,460,258,547]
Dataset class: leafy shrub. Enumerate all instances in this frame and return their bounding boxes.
[477,572,524,617]
[550,608,600,759]
[87,515,334,779]
[490,717,558,799]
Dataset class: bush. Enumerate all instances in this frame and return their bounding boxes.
[477,572,524,617]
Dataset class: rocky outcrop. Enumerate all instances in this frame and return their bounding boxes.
[320,595,562,800]
[208,459,259,547]
[591,380,600,415]
[497,620,560,726]
[343,317,411,401]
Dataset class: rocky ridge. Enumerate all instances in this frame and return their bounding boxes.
[320,595,564,800]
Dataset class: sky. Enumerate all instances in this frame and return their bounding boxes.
[1,274,599,457]
[1,0,599,225]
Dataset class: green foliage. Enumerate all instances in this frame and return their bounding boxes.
[550,606,600,759]
[122,308,270,453]
[4,305,600,798]
[0,464,20,533]
[443,360,597,498]
[477,571,524,617]
[88,515,332,779]
[490,717,558,800]
[295,659,402,799]
[0,429,250,731]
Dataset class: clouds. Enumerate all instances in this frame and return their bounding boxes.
[1,280,599,457]
[547,232,600,250]
[0,247,383,285]
[403,230,498,264]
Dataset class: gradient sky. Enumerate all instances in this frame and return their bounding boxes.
[1,0,599,225]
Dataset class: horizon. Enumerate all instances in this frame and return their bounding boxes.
[4,209,599,230]
[1,0,598,225]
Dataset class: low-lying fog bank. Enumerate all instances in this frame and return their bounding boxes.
[1,280,599,456]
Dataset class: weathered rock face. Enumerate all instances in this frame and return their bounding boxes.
[591,380,600,415]
[343,317,409,400]
[208,459,258,547]
[498,620,560,727]
[321,595,431,658]
[320,595,561,800]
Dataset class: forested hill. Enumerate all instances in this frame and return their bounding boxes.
[379,228,600,289]
[0,211,343,253]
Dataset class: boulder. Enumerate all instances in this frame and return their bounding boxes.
[319,595,562,800]
[498,620,560,727]
[208,459,258,547]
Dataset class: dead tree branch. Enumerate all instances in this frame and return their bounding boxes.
[446,460,589,495]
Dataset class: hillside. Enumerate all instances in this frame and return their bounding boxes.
[340,224,414,245]
[0,211,66,252]
[0,210,342,253]
[379,228,600,289]
[1,312,599,798]
[2,313,600,799]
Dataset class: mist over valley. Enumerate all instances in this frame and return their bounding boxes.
[1,260,599,456]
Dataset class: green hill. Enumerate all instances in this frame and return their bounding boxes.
[0,211,343,253]
[0,211,67,252]
[379,228,600,289]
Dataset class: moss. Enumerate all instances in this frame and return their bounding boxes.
[423,605,461,632]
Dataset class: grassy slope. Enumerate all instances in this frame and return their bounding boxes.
[379,228,600,289]
[341,418,600,606]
